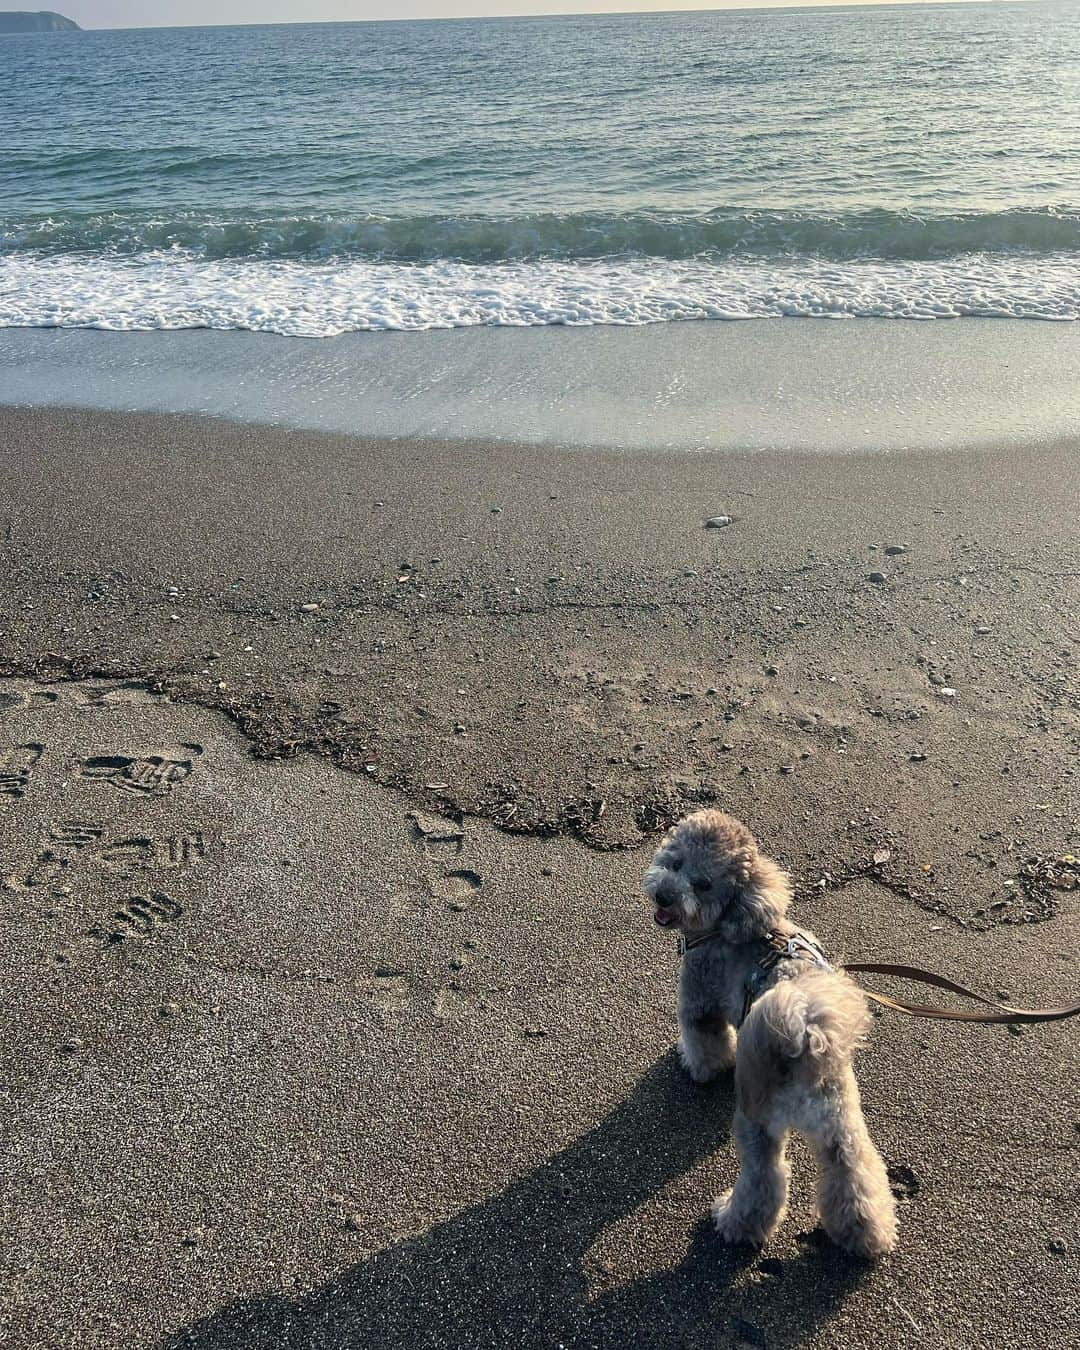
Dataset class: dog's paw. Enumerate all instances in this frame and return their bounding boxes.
[822,1212,898,1260]
[677,1031,734,1083]
[711,1191,772,1247]
[679,1048,719,1084]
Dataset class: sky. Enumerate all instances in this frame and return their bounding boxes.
[56,1,1022,30]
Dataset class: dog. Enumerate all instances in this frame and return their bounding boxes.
[644,809,897,1258]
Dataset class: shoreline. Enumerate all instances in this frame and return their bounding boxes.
[5,318,1080,452]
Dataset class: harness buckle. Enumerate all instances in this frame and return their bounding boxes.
[782,932,833,970]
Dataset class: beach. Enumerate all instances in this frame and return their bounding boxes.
[1,397,1077,1349]
[3,5,1080,1345]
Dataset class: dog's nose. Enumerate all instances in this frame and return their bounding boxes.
[655,886,677,906]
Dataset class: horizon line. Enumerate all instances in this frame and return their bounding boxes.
[62,1,1050,36]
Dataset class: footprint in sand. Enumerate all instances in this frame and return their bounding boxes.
[0,744,44,801]
[406,810,465,860]
[80,745,202,797]
[432,869,483,911]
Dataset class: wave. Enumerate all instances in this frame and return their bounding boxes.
[2,251,1079,336]
[3,205,1080,264]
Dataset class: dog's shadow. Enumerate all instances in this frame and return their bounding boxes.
[164,1054,866,1350]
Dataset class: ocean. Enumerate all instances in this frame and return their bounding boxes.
[3,2,1080,337]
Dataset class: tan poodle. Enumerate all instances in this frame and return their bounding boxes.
[644,809,897,1258]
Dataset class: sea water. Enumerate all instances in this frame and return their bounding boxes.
[3,3,1080,337]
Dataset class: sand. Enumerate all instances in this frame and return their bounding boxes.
[0,405,1077,1349]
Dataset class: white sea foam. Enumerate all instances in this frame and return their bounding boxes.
[2,252,1079,337]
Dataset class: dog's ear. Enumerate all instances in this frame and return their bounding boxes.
[723,852,791,942]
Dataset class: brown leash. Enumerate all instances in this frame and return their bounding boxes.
[842,962,1080,1024]
[682,928,1080,1025]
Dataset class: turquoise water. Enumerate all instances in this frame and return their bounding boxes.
[3,4,1080,333]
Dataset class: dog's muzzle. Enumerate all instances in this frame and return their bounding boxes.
[651,886,680,928]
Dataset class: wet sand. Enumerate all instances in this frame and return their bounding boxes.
[0,405,1077,1349]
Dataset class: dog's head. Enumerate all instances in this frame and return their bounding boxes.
[643,810,791,943]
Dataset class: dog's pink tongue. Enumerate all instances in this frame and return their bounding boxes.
[653,907,677,927]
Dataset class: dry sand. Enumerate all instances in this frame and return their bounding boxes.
[0,406,1077,1349]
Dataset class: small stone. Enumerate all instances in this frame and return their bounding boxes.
[169,613,181,622]
[764,665,779,676]
[872,848,892,865]
[779,764,794,774]
[975,625,992,636]
[453,723,466,735]
[705,686,718,695]
[158,1002,181,1018]
[490,506,503,514]
[344,1213,364,1232]
[60,1038,83,1054]
[704,515,733,529]
[449,958,465,972]
[524,1027,547,1038]
[300,602,320,613]
[541,867,554,877]
[1048,1237,1068,1255]
[910,751,928,762]
[939,687,957,698]
[884,545,908,556]
[179,1234,201,1249]
[868,572,887,584]
[720,742,734,752]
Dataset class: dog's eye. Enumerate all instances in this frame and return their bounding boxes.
[692,877,711,893]
[669,857,683,872]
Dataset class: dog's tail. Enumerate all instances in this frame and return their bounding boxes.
[737,969,871,1115]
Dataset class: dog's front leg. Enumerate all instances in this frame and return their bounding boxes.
[677,1006,737,1083]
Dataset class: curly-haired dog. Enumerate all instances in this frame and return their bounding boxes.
[644,810,897,1258]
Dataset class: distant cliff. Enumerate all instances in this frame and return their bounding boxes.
[0,11,80,31]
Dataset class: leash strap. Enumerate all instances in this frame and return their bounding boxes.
[843,962,1080,1024]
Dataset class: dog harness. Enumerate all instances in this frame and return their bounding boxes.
[680,927,833,1027]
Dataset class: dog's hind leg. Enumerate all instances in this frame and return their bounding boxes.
[711,1108,790,1246]
[802,1070,897,1258]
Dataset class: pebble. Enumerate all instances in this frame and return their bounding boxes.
[764,665,779,676]
[779,764,794,774]
[453,723,466,735]
[939,687,957,698]
[884,545,908,556]
[1048,1237,1068,1255]
[300,602,320,613]
[975,625,992,635]
[344,1213,364,1232]
[524,1027,547,1038]
[490,506,503,514]
[910,751,928,762]
[868,572,887,584]
[158,1002,181,1018]
[60,1038,84,1054]
[704,515,733,529]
